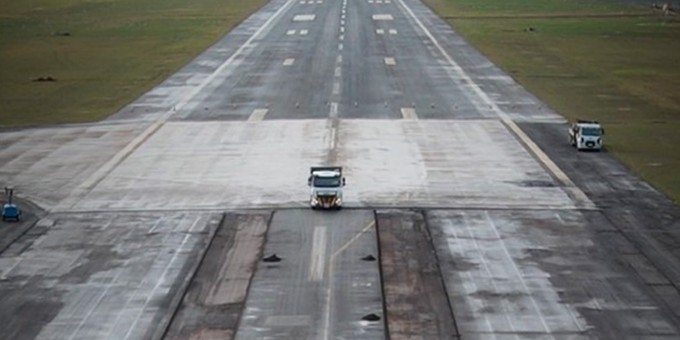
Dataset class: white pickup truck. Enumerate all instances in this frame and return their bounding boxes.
[569,120,604,151]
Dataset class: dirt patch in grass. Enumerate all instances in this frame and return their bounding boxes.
[0,0,268,128]
[422,0,680,204]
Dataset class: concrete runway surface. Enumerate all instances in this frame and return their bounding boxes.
[1,0,679,338]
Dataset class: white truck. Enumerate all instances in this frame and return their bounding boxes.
[569,120,604,151]
[308,166,346,209]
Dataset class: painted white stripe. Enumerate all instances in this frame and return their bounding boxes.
[340,26,345,33]
[338,43,343,51]
[396,0,595,209]
[332,82,340,96]
[287,29,296,35]
[283,58,295,66]
[401,107,417,119]
[384,57,396,65]
[368,0,374,3]
[372,14,393,20]
[293,14,316,21]
[308,227,327,281]
[248,109,269,121]
[336,55,343,63]
[329,102,339,118]
[341,19,345,25]
[317,0,323,3]
[376,29,384,34]
[342,8,346,14]
[377,0,383,3]
[300,29,309,35]
[339,34,344,40]
[389,29,397,34]
[334,66,342,77]
[341,14,346,19]
[300,0,306,3]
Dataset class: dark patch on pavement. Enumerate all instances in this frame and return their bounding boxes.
[163,212,271,340]
[376,210,459,339]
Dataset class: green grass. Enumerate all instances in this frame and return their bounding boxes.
[420,0,680,204]
[0,0,267,127]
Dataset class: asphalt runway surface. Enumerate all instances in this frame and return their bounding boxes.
[1,0,679,338]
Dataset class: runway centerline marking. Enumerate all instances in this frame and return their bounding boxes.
[248,109,269,121]
[293,14,316,21]
[396,0,594,209]
[321,221,376,339]
[401,107,417,119]
[283,58,295,66]
[308,227,327,282]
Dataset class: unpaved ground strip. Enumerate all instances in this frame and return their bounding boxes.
[376,210,458,339]
[163,211,271,340]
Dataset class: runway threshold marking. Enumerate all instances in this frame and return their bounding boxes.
[308,227,328,281]
[322,221,376,339]
[248,109,269,121]
[54,0,298,211]
[401,107,417,119]
[396,0,595,209]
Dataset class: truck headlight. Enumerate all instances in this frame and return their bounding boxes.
[335,197,342,205]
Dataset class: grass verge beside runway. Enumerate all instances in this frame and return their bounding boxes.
[0,0,267,127]
[422,0,680,204]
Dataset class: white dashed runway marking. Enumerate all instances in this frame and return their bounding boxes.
[287,30,296,35]
[300,29,308,35]
[293,14,316,21]
[389,29,397,34]
[401,108,417,119]
[372,14,393,20]
[376,29,385,34]
[248,109,269,121]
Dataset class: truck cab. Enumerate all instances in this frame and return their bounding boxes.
[569,120,604,151]
[308,166,346,209]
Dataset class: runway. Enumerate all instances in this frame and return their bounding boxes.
[1,0,679,338]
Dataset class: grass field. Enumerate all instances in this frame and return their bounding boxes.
[421,0,680,204]
[0,0,267,127]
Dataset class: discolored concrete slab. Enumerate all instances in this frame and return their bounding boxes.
[0,212,221,340]
[164,211,271,340]
[427,209,680,339]
[376,210,458,339]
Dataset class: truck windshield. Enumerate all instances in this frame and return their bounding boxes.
[581,127,601,136]
[313,177,341,188]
